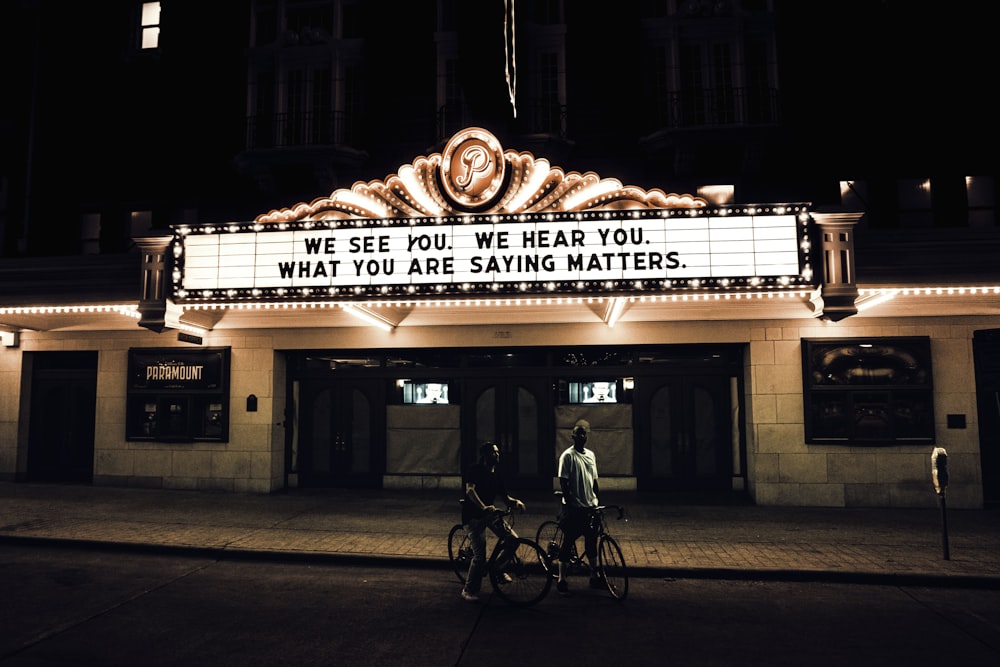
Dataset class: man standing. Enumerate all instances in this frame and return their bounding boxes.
[460,441,526,602]
[556,419,601,596]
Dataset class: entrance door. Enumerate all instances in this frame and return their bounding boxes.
[296,378,384,487]
[463,377,553,490]
[27,352,98,483]
[635,375,735,492]
[974,329,1000,507]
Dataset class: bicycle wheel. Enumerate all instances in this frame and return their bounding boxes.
[535,520,566,563]
[489,538,553,607]
[596,534,629,600]
[448,524,472,584]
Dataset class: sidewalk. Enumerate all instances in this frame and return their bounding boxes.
[1,482,999,588]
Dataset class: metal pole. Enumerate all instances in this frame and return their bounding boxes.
[938,492,950,560]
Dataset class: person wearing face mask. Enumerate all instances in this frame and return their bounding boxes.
[555,419,601,596]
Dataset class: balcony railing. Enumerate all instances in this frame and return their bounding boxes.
[244,110,359,150]
[436,101,568,143]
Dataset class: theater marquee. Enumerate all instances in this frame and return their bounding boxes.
[170,128,814,302]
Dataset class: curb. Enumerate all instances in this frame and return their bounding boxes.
[5,534,1000,590]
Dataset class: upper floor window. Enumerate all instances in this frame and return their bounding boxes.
[860,176,996,229]
[526,0,563,25]
[286,0,333,41]
[438,0,458,32]
[968,176,998,228]
[642,0,778,131]
[139,2,161,50]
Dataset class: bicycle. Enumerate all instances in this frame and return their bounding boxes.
[447,505,553,607]
[536,494,629,600]
[448,497,516,584]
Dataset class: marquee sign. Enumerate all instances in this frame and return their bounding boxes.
[169,128,814,302]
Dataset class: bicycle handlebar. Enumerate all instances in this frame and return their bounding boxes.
[552,491,625,521]
[594,505,626,521]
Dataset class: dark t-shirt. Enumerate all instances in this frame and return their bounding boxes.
[461,461,507,524]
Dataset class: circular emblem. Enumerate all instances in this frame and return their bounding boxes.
[440,128,506,211]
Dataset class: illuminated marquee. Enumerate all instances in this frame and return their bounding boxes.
[169,128,814,302]
[172,207,811,301]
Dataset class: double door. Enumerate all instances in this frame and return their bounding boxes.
[28,369,97,482]
[289,361,741,494]
[635,374,736,492]
[974,329,1000,507]
[462,377,554,490]
[295,378,384,487]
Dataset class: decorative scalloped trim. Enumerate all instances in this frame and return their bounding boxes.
[255,129,706,223]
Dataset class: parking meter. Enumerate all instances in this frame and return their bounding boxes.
[931,447,949,495]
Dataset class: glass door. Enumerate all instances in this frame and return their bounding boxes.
[295,378,384,487]
[462,377,554,490]
[635,375,735,492]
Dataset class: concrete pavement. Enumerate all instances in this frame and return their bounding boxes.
[1,482,999,588]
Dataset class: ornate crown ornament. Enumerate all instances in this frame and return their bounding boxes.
[255,127,707,223]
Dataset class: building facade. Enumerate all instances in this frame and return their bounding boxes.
[1,1,998,508]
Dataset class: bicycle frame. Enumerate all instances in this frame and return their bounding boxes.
[450,507,553,607]
[535,502,630,600]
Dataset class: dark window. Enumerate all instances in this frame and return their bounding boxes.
[254,0,278,45]
[932,176,970,228]
[287,0,333,39]
[556,349,634,368]
[341,1,361,39]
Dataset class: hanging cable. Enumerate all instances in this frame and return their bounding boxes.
[504,0,517,117]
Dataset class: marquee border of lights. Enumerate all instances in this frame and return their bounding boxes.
[0,304,141,318]
[176,290,817,312]
[170,205,815,303]
[3,286,997,321]
[3,286,997,337]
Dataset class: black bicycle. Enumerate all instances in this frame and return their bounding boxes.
[447,506,553,607]
[536,495,629,600]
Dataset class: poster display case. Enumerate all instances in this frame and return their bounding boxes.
[126,347,231,442]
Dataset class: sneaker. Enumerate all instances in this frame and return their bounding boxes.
[556,580,573,597]
[499,572,513,584]
[460,589,480,603]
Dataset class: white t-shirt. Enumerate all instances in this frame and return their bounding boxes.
[558,446,599,508]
